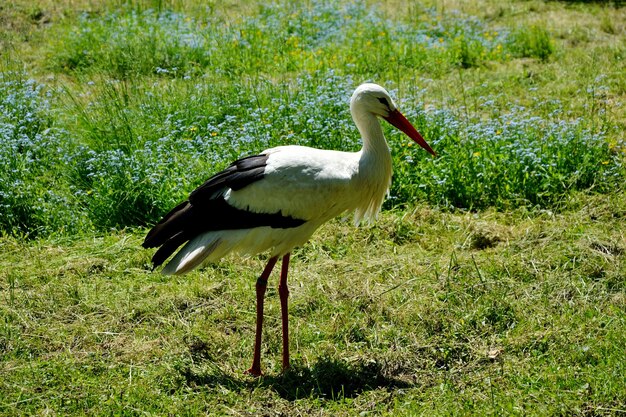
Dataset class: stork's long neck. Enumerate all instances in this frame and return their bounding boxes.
[350,107,393,224]
[353,110,392,161]
[351,108,393,182]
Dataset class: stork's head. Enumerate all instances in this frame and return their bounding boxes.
[350,83,398,118]
[350,83,436,157]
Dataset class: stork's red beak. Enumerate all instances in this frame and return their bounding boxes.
[384,109,437,157]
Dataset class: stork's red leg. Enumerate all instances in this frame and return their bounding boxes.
[278,253,291,372]
[245,256,278,377]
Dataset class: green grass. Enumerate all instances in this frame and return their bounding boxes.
[2,195,625,415]
[1,0,625,415]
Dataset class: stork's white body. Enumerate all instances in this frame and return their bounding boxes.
[162,96,394,275]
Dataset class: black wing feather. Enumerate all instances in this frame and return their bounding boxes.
[189,155,269,204]
[143,200,190,248]
[142,154,306,268]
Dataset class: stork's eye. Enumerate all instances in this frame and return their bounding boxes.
[377,97,390,108]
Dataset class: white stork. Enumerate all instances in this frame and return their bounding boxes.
[143,83,436,376]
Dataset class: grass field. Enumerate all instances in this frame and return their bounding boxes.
[1,0,625,415]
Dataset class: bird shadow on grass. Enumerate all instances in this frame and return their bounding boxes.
[261,356,414,401]
[178,352,413,401]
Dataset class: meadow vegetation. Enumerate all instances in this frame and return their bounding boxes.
[1,0,625,415]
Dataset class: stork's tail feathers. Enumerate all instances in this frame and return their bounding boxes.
[142,203,231,275]
[161,234,223,275]
[160,231,249,275]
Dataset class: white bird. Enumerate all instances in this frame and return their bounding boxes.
[143,83,436,376]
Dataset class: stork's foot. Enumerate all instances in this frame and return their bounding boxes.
[246,364,291,377]
[244,366,263,377]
